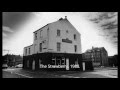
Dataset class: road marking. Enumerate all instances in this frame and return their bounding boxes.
[91,71,117,78]
[61,75,80,78]
[14,73,33,78]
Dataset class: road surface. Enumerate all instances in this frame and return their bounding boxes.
[2,67,118,78]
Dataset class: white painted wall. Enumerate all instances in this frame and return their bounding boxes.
[23,18,82,56]
[23,45,34,56]
[48,19,82,54]
[33,25,49,54]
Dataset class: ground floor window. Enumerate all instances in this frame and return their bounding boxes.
[56,59,61,65]
[52,58,56,65]
[75,59,79,65]
[52,57,65,65]
[61,57,65,65]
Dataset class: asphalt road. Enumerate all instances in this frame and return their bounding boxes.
[2,67,118,78]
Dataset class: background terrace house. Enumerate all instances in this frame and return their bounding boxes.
[23,16,84,71]
[3,54,23,67]
[82,50,94,70]
[83,47,108,67]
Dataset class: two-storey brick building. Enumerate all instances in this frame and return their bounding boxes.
[23,16,84,71]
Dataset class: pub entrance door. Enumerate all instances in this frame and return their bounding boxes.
[82,62,85,71]
[32,60,35,70]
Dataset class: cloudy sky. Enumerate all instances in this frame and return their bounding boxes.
[2,12,118,56]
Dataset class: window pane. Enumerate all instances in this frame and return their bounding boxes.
[74,45,77,52]
[74,34,76,40]
[57,29,60,36]
[39,43,42,52]
[29,48,30,54]
[35,32,37,40]
[40,30,42,38]
[26,48,27,55]
[57,42,61,51]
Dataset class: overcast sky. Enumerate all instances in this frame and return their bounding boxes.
[2,12,118,56]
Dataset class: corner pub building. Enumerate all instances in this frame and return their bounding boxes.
[23,16,93,71]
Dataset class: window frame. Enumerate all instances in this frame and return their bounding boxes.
[39,43,42,52]
[74,45,77,52]
[66,30,69,33]
[29,47,30,54]
[35,32,37,40]
[26,48,27,55]
[57,29,60,36]
[40,30,43,38]
[74,34,77,40]
[57,42,61,52]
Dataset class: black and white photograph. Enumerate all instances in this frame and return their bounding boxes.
[2,12,118,78]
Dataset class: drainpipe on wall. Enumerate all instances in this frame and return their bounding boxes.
[47,27,49,52]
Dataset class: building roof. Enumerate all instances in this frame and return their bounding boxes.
[24,44,33,48]
[33,24,49,33]
[33,17,66,33]
[32,16,77,34]
[85,47,107,53]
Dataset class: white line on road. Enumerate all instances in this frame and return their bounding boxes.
[61,75,80,78]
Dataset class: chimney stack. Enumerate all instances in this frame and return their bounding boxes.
[59,18,63,20]
[65,16,67,19]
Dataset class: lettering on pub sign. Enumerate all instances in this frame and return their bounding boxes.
[39,64,80,68]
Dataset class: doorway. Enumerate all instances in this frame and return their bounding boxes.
[32,60,35,70]
[82,62,85,71]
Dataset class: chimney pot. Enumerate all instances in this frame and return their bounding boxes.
[65,16,67,19]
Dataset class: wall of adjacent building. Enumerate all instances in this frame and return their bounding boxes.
[23,45,34,56]
[83,47,108,67]
[33,25,49,54]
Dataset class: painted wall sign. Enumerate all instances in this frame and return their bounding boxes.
[39,64,80,69]
[70,64,80,68]
[62,38,72,43]
[43,48,47,49]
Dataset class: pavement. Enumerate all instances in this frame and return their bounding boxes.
[2,67,118,78]
[2,68,62,78]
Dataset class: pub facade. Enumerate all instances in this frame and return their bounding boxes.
[23,16,92,71]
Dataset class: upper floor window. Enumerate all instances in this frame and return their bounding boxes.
[66,30,69,33]
[57,29,60,36]
[35,32,37,40]
[57,42,61,51]
[29,48,30,54]
[39,43,42,52]
[40,30,43,38]
[74,45,77,52]
[26,48,27,55]
[74,34,77,40]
